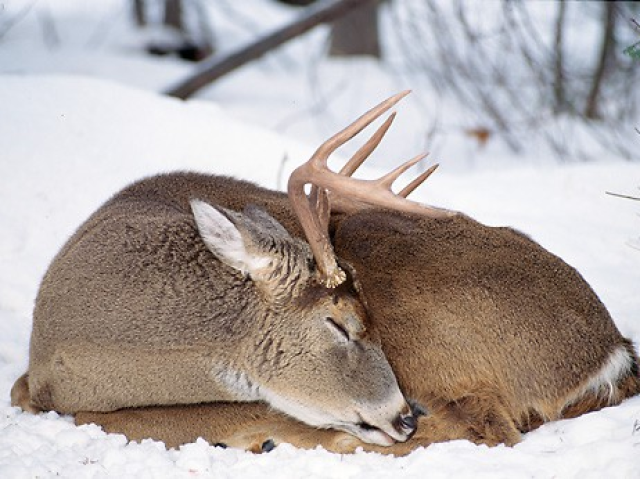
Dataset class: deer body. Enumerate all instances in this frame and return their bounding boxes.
[68,174,639,454]
[13,92,639,454]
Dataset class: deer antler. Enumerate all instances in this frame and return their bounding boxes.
[288,91,453,288]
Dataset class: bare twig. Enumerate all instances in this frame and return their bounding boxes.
[133,0,146,27]
[38,4,61,48]
[0,1,36,41]
[385,0,639,161]
[606,191,640,201]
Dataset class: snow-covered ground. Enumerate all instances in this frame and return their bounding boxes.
[2,73,640,479]
[1,1,640,477]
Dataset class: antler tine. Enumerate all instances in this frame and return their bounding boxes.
[315,108,398,236]
[325,168,452,220]
[339,112,396,177]
[399,163,439,198]
[377,153,428,189]
[288,91,412,288]
[310,90,410,167]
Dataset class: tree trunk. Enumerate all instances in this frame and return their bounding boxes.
[552,0,566,114]
[585,2,616,120]
[164,0,183,31]
[133,0,146,27]
[329,1,381,57]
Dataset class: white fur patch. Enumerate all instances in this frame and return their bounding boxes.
[583,346,634,401]
[259,385,344,428]
[212,366,262,401]
[210,364,328,421]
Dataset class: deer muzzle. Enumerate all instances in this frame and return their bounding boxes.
[344,397,418,446]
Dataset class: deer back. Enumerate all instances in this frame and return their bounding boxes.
[333,209,638,424]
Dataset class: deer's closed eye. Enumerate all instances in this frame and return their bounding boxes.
[325,317,350,342]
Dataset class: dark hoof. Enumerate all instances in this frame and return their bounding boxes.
[261,439,276,453]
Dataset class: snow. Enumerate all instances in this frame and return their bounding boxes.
[1,72,639,479]
[1,1,640,477]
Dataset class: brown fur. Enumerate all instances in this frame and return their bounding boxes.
[13,172,640,453]
[335,211,640,429]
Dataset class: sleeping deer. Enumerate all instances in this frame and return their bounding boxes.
[13,93,640,455]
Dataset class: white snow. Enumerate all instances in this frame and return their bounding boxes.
[1,1,640,477]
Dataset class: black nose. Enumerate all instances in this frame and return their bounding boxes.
[400,413,417,431]
[393,413,418,437]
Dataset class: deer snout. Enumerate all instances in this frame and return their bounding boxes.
[354,398,418,445]
[380,402,417,443]
[393,411,418,439]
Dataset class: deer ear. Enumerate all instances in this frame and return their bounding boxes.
[190,199,272,277]
[242,204,289,236]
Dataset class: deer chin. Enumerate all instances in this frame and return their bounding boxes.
[336,422,396,446]
[258,385,407,447]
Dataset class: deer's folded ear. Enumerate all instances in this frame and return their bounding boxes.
[190,199,272,278]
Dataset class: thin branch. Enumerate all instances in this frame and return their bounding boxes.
[0,1,36,41]
[605,191,640,201]
[39,4,61,48]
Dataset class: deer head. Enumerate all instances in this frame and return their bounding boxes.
[188,199,414,444]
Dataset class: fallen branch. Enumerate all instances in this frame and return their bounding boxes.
[164,0,372,99]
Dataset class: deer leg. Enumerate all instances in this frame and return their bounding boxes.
[424,392,522,447]
[76,402,368,453]
[75,389,521,456]
[217,395,522,456]
[29,344,243,413]
[75,402,368,454]
[75,402,279,451]
[287,390,523,454]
